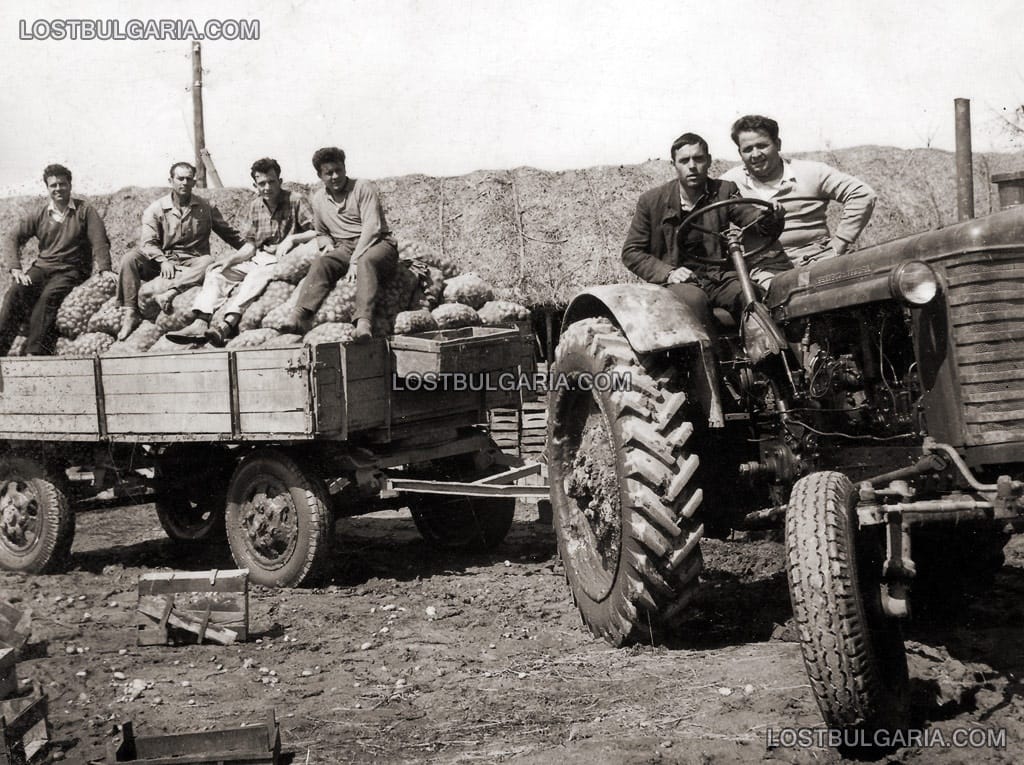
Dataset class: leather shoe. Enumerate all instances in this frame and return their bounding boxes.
[205,320,237,348]
[166,317,210,345]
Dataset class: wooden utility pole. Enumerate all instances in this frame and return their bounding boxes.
[192,41,207,188]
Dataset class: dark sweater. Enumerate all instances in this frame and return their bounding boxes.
[2,198,111,273]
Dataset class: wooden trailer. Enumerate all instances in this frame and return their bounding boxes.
[0,328,546,587]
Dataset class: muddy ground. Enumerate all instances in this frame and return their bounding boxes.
[1,501,1022,764]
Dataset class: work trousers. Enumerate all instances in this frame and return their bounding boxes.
[0,264,86,356]
[297,238,398,322]
[190,240,321,317]
[117,249,214,310]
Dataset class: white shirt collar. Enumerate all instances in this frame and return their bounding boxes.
[48,197,76,221]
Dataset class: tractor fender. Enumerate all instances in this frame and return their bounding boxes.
[561,284,712,353]
[560,284,724,427]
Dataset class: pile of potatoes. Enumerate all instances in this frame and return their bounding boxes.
[31,243,530,357]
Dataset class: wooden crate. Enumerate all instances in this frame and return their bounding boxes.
[0,649,15,701]
[137,570,248,646]
[0,603,30,658]
[390,327,520,376]
[107,711,279,764]
[0,683,49,765]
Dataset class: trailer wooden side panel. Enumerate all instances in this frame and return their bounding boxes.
[0,357,100,436]
[102,353,233,436]
[0,328,522,443]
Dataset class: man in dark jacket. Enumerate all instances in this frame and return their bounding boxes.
[0,163,111,356]
[622,132,787,326]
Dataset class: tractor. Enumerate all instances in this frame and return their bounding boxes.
[546,193,1024,733]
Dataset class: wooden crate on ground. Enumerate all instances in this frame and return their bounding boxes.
[0,649,16,702]
[107,711,280,764]
[137,570,249,646]
[0,682,50,765]
[0,603,31,657]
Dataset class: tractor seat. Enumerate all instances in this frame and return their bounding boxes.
[712,308,736,331]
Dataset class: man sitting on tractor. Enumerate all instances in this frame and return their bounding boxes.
[722,114,876,265]
[622,131,788,331]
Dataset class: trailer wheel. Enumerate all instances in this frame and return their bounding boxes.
[547,318,704,647]
[225,449,332,587]
[0,455,74,574]
[154,447,230,543]
[785,471,909,735]
[409,495,515,551]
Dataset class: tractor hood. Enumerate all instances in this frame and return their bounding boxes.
[768,205,1024,319]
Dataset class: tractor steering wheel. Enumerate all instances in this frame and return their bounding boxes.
[678,197,778,259]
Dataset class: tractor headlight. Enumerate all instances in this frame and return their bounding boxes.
[890,261,939,305]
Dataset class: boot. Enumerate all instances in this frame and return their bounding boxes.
[205,318,238,348]
[166,316,210,345]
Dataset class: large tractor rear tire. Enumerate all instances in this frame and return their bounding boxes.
[785,471,909,735]
[547,318,704,646]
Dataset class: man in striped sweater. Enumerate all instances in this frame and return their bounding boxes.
[0,164,111,355]
[721,114,876,265]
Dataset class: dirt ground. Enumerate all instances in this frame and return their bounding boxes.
[1,500,1022,764]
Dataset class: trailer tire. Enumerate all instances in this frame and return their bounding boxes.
[153,447,231,544]
[155,491,227,544]
[225,449,332,587]
[0,455,74,574]
[547,318,704,647]
[785,471,909,737]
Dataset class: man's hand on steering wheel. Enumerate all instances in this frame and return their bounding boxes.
[678,196,783,260]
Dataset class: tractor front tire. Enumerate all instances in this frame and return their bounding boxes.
[785,471,909,735]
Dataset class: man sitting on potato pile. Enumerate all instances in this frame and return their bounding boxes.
[278,146,398,342]
[167,158,318,346]
[117,161,246,340]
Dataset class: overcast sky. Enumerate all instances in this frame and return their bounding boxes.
[1,0,1022,195]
